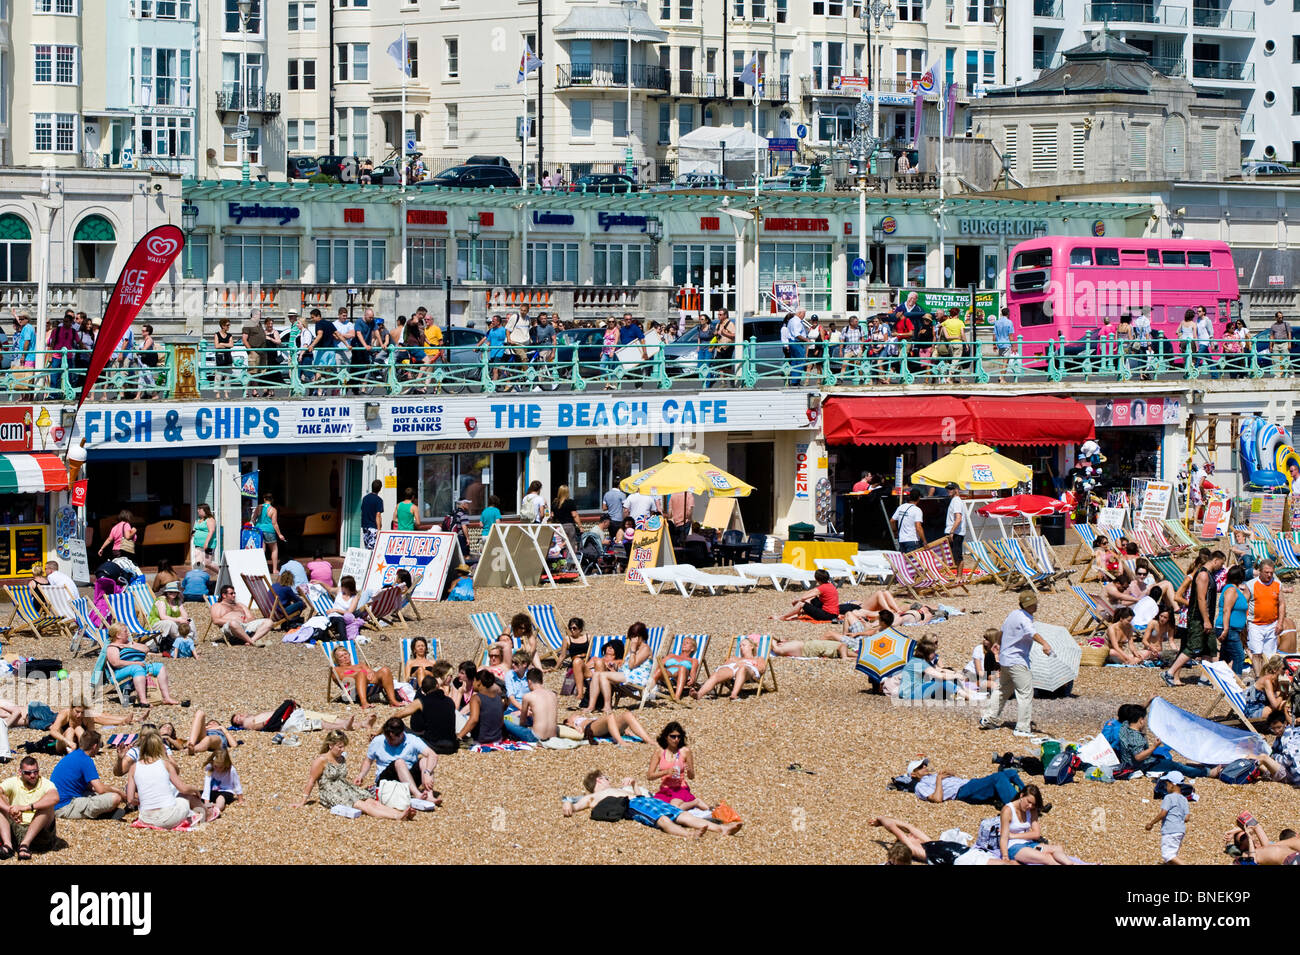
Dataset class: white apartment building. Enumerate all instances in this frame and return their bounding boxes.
[1007,0,1292,165]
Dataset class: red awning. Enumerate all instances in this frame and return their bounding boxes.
[964,397,1096,447]
[822,396,975,446]
[823,395,1094,447]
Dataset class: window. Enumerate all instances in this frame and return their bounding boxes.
[967,0,993,21]
[420,451,524,520]
[526,242,579,284]
[300,119,317,151]
[137,48,191,106]
[456,239,509,283]
[33,113,76,152]
[288,119,299,151]
[1295,87,1300,115]
[224,0,260,33]
[853,43,864,76]
[673,244,738,309]
[445,103,458,142]
[1069,247,1092,266]
[777,0,787,20]
[224,235,298,284]
[445,38,459,78]
[1161,250,1185,266]
[337,44,366,81]
[288,59,316,90]
[660,0,671,16]
[983,50,996,85]
[408,40,419,79]
[965,49,978,89]
[1030,124,1057,171]
[223,125,261,163]
[679,0,693,18]
[677,103,695,136]
[1071,123,1085,169]
[139,114,193,157]
[571,100,592,138]
[337,0,367,4]
[658,102,671,143]
[1003,126,1017,169]
[593,243,652,285]
[811,1,845,13]
[613,100,628,139]
[288,1,315,30]
[315,239,387,284]
[33,45,51,83]
[898,0,923,21]
[35,0,77,11]
[0,214,31,282]
[945,47,955,87]
[1130,124,1148,170]
[132,0,194,17]
[1199,127,1218,173]
[34,45,76,84]
[352,108,368,156]
[567,448,660,511]
[1294,35,1300,62]
[406,237,446,285]
[1187,250,1211,267]
[896,48,923,86]
[187,233,209,280]
[758,242,833,310]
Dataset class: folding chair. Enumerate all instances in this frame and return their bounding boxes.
[1269,534,1300,580]
[966,539,1012,589]
[127,581,157,620]
[657,634,711,695]
[1200,660,1270,731]
[468,611,504,648]
[1142,521,1183,557]
[814,558,860,585]
[1250,522,1275,543]
[90,639,136,707]
[200,595,221,642]
[1099,526,1125,546]
[1162,520,1198,552]
[39,584,80,639]
[884,552,946,601]
[611,626,668,709]
[1067,585,1110,637]
[527,604,567,656]
[1130,526,1164,557]
[1026,535,1075,585]
[1148,555,1186,590]
[851,552,894,584]
[732,563,790,590]
[1249,540,1276,574]
[4,584,68,640]
[991,539,1051,593]
[304,585,335,619]
[1068,523,1100,565]
[910,543,968,595]
[718,634,777,698]
[106,591,160,640]
[242,573,305,629]
[359,584,407,632]
[69,596,107,659]
[321,640,374,704]
[400,637,444,681]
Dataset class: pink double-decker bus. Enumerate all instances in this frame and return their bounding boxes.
[1006,237,1239,353]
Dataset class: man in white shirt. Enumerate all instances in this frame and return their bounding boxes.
[625,490,658,527]
[944,483,966,570]
[890,488,926,553]
[1194,305,1213,366]
[786,310,808,386]
[44,561,76,598]
[980,592,1053,737]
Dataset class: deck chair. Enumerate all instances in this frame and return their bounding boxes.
[1130,526,1164,557]
[5,584,68,640]
[358,584,407,632]
[1249,540,1275,573]
[586,633,621,662]
[1069,523,1100,565]
[611,627,668,709]
[1068,585,1110,636]
[469,611,506,657]
[966,539,1012,589]
[657,633,712,695]
[126,581,158,620]
[199,595,221,642]
[884,552,946,601]
[39,583,80,637]
[1141,521,1183,556]
[526,604,567,656]
[1250,522,1275,543]
[814,558,859,584]
[1200,660,1270,730]
[322,640,366,704]
[911,543,968,594]
[1148,555,1186,589]
[1026,535,1075,585]
[1268,535,1300,580]
[242,573,305,629]
[69,596,107,658]
[399,637,444,683]
[991,539,1051,593]
[715,634,777,698]
[106,591,160,640]
[1162,520,1198,552]
[90,637,136,706]
[303,585,335,620]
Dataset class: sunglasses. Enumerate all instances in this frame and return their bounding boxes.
[20,769,39,776]
[666,733,682,739]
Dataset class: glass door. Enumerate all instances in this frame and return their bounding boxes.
[342,457,364,550]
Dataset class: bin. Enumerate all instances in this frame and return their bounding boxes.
[1040,514,1066,546]
[788,522,815,542]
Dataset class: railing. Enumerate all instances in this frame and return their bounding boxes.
[1032,50,1062,70]
[1192,6,1254,29]
[1084,2,1188,25]
[728,76,791,102]
[1242,113,1255,136]
[801,75,971,100]
[1191,58,1254,81]
[1149,55,1186,76]
[675,73,727,97]
[216,87,282,113]
[555,63,670,91]
[7,336,1290,403]
[1033,0,1063,16]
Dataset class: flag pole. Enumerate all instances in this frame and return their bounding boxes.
[399,30,408,287]
[937,77,945,288]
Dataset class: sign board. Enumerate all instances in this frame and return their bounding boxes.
[362,530,461,602]
[236,114,249,133]
[767,137,799,152]
[895,455,904,495]
[215,548,271,608]
[916,290,1001,322]
[1248,493,1287,532]
[625,513,668,584]
[68,538,90,585]
[701,497,745,534]
[405,128,417,152]
[0,406,31,452]
[773,281,799,312]
[516,116,534,140]
[1199,499,1230,539]
[794,442,810,501]
[795,124,808,139]
[1268,275,1286,287]
[832,75,870,92]
[1097,506,1126,531]
[1139,481,1173,523]
[340,546,371,585]
[851,257,868,278]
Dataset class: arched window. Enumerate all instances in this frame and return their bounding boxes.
[0,214,31,282]
[1164,115,1186,173]
[74,215,118,280]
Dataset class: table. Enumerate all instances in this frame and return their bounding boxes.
[780,541,857,568]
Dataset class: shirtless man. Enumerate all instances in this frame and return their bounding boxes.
[230,702,361,733]
[507,668,558,742]
[872,816,1010,865]
[562,771,741,838]
[1227,823,1300,864]
[561,711,650,746]
[208,584,273,646]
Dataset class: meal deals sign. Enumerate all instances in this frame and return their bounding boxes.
[362,531,460,602]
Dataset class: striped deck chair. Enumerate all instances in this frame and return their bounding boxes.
[1200,660,1269,731]
[321,640,368,704]
[469,611,506,662]
[1027,535,1074,584]
[1069,523,1100,565]
[966,539,1012,589]
[1269,534,1300,580]
[910,545,967,594]
[719,634,777,698]
[1143,521,1183,556]
[1162,520,1198,552]
[1148,555,1185,589]
[106,591,160,640]
[39,583,80,635]
[991,539,1050,592]
[527,604,567,656]
[885,552,946,601]
[585,634,621,666]
[927,538,974,591]
[400,637,444,682]
[127,581,157,620]
[305,585,334,619]
[1068,585,1109,636]
[658,634,711,693]
[1130,526,1164,557]
[1249,540,1275,572]
[90,635,136,706]
[70,596,107,658]
[200,595,221,642]
[4,584,68,640]
[359,584,407,632]
[1250,522,1274,542]
[242,573,304,629]
[612,627,668,708]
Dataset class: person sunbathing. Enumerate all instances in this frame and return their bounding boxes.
[1000,784,1078,865]
[871,816,1009,865]
[562,770,740,838]
[50,699,136,755]
[583,624,653,714]
[1099,572,1139,616]
[185,711,235,755]
[1105,608,1159,665]
[771,569,841,622]
[230,703,361,733]
[105,623,183,706]
[843,602,941,637]
[1225,824,1300,864]
[1091,540,1121,581]
[403,636,438,687]
[501,612,543,671]
[691,637,766,701]
[772,636,851,659]
[649,636,700,700]
[562,711,650,746]
[294,730,415,821]
[330,644,400,709]
[899,635,975,702]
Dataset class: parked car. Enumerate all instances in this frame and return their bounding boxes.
[764,164,816,189]
[657,172,730,190]
[316,155,348,178]
[366,164,399,185]
[288,156,320,179]
[1242,161,1293,177]
[557,327,606,371]
[422,164,522,188]
[465,155,514,168]
[441,326,487,367]
[567,173,637,194]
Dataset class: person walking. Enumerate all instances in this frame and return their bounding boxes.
[360,479,384,550]
[979,591,1054,737]
[890,487,926,554]
[944,482,966,571]
[252,492,286,575]
[1248,559,1285,677]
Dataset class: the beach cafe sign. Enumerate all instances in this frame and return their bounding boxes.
[957,218,1049,237]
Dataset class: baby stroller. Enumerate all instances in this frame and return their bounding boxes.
[578,530,614,575]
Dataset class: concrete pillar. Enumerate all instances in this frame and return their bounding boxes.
[525,436,550,503]
[771,428,826,536]
[214,445,243,555]
[830,241,848,315]
[370,441,398,527]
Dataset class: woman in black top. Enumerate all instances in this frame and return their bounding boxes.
[552,484,583,548]
[214,318,234,399]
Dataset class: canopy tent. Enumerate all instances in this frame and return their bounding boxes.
[911,442,1032,492]
[676,125,769,176]
[823,396,1094,447]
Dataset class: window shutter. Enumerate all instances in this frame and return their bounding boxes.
[1030,124,1057,171]
[1199,127,1218,175]
[1130,124,1148,170]
[1071,124,1085,170]
[1004,126,1017,169]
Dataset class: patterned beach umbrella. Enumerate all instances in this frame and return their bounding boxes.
[855,627,916,682]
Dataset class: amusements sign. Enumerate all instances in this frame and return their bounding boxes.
[625,514,667,585]
[1139,481,1173,522]
[363,531,460,602]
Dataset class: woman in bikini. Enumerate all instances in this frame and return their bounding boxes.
[650,637,699,701]
[692,637,766,701]
[842,603,940,637]
[648,721,709,811]
[503,612,546,671]
[403,636,438,687]
[1104,608,1159,665]
[330,644,400,709]
[583,624,653,714]
[561,710,651,747]
[560,617,591,690]
[184,710,235,755]
[50,700,137,755]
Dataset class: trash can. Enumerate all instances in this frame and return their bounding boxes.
[788,522,815,542]
[1040,514,1066,546]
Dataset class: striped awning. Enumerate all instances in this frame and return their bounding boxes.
[0,453,67,493]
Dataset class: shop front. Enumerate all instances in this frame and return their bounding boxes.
[1080,396,1181,496]
[0,405,69,578]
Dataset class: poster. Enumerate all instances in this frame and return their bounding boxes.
[1139,481,1172,522]
[55,505,90,584]
[1097,507,1126,530]
[240,470,259,498]
[773,282,799,312]
[1090,398,1181,428]
[363,531,461,602]
[0,405,32,451]
[340,546,371,584]
[1199,500,1229,539]
[625,514,667,584]
[794,442,810,501]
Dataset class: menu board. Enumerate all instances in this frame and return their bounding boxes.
[1139,481,1173,522]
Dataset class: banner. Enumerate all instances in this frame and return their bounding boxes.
[916,290,1000,322]
[625,513,667,584]
[794,442,810,501]
[240,470,259,499]
[340,546,371,582]
[1097,506,1125,530]
[1139,481,1172,522]
[773,282,799,312]
[363,530,461,601]
[77,224,184,411]
[1199,499,1228,539]
[70,480,87,508]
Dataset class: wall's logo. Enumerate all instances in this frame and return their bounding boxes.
[144,235,180,259]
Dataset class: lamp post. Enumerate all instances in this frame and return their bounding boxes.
[181,201,198,278]
[467,212,481,281]
[621,0,638,181]
[238,0,253,185]
[872,224,885,283]
[646,215,662,277]
[991,0,1007,85]
[851,93,877,310]
[717,200,753,320]
[859,0,895,147]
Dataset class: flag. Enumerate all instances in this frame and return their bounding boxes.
[944,81,958,137]
[739,53,760,88]
[911,57,941,95]
[76,225,183,411]
[240,470,259,499]
[517,41,542,83]
[387,31,411,76]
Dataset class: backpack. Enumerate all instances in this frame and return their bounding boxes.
[25,701,56,731]
[1044,751,1081,785]
[1220,758,1263,785]
[974,816,1002,854]
[591,795,629,822]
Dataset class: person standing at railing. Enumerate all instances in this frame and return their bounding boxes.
[46,311,78,394]
[354,307,376,386]
[137,324,162,395]
[599,317,618,389]
[533,312,558,391]
[485,314,508,387]
[212,317,234,400]
[241,308,267,399]
[1269,311,1290,371]
[694,313,715,388]
[261,316,285,391]
[785,310,808,386]
[305,307,342,397]
[9,310,36,394]
[714,308,736,381]
[1194,304,1214,372]
[841,315,864,378]
[335,306,357,387]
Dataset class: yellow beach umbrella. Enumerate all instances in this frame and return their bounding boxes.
[910,442,1031,492]
[620,452,754,497]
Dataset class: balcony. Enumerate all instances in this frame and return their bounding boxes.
[1192,6,1254,29]
[1242,113,1255,136]
[1192,58,1254,81]
[1033,0,1063,16]
[675,72,727,97]
[216,86,281,114]
[1083,3,1188,26]
[801,75,972,102]
[554,63,670,91]
[1149,55,1187,75]
[1032,50,1062,70]
[728,76,791,102]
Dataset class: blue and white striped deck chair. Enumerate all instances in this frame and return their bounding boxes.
[200,595,221,642]
[127,581,157,620]
[1027,535,1073,583]
[1270,534,1300,579]
[586,634,621,665]
[4,584,67,640]
[526,604,567,655]
[39,583,79,634]
[611,626,668,708]
[659,633,711,692]
[1200,660,1269,731]
[720,634,776,697]
[1068,585,1108,636]
[90,637,135,706]
[400,637,443,682]
[1099,526,1125,546]
[469,611,509,664]
[321,639,371,703]
[966,539,1012,589]
[992,539,1049,593]
[69,596,106,658]
[305,585,334,619]
[106,591,159,639]
[1070,522,1100,564]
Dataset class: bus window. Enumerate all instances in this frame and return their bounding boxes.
[1161,250,1185,266]
[1012,249,1051,269]
[1018,302,1053,327]
[1069,248,1093,266]
[1094,248,1119,266]
[1187,250,1211,267]
[1147,250,1160,265]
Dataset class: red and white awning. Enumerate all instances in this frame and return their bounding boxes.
[0,453,66,493]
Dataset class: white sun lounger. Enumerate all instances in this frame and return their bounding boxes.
[852,551,896,583]
[677,566,758,596]
[733,562,815,590]
[637,565,693,597]
[814,558,859,585]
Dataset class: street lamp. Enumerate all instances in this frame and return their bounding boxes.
[238,0,253,185]
[467,212,481,281]
[646,215,662,276]
[1170,220,1184,239]
[621,0,637,181]
[872,224,885,282]
[991,0,1007,85]
[859,0,896,145]
[181,201,198,278]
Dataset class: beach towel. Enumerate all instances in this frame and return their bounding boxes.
[470,741,537,753]
[1146,696,1269,766]
[539,737,584,750]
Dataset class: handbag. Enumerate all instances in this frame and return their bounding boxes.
[119,537,136,554]
[377,779,412,810]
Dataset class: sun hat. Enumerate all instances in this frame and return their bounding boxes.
[906,756,929,774]
[1162,770,1186,785]
[1018,591,1038,609]
[162,581,181,595]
